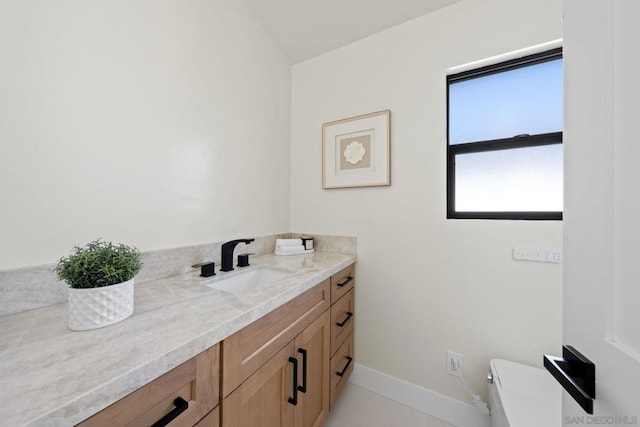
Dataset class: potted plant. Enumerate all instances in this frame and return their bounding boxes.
[55,239,142,331]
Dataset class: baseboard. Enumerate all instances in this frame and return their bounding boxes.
[348,363,491,427]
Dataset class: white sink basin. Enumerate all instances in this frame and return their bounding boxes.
[204,266,293,295]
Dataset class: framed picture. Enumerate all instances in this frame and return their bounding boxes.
[322,110,391,189]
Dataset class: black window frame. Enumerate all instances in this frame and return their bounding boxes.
[446,47,563,221]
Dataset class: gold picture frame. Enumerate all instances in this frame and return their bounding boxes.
[322,110,391,189]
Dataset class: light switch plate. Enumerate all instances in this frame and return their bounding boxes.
[513,247,562,263]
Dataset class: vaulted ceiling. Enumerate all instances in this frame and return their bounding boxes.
[243,0,462,63]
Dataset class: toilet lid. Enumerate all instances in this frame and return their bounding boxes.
[491,359,562,427]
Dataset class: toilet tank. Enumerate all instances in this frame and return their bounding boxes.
[488,359,561,427]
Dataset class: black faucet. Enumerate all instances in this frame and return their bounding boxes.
[220,238,255,272]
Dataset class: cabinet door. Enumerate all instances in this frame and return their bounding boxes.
[293,310,330,427]
[222,342,296,427]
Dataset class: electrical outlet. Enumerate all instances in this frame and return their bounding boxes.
[446,351,463,377]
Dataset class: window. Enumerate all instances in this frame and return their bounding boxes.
[447,48,563,220]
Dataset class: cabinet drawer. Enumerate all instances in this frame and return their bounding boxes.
[79,344,219,427]
[329,332,354,410]
[330,289,354,357]
[222,279,330,397]
[330,264,354,304]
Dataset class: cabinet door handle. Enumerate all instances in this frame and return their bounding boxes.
[336,276,353,287]
[150,397,189,427]
[297,348,307,393]
[336,356,353,377]
[288,356,298,406]
[336,312,353,328]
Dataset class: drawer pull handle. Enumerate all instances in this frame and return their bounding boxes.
[151,397,189,427]
[336,312,353,328]
[336,356,353,377]
[288,356,299,406]
[336,276,353,288]
[297,348,308,393]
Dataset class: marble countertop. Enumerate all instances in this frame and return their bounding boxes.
[0,251,356,426]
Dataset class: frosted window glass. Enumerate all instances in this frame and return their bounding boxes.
[455,145,563,212]
[449,59,563,144]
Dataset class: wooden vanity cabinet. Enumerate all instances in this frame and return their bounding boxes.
[328,265,355,410]
[221,280,331,427]
[221,262,356,425]
[78,344,219,427]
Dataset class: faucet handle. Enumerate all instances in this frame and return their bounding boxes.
[192,262,216,277]
[237,253,254,268]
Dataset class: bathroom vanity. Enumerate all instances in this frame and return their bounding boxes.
[0,245,355,427]
[221,263,355,427]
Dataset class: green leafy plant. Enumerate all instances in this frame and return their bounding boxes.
[55,239,142,289]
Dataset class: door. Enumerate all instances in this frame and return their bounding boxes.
[562,0,640,421]
[294,310,330,427]
[222,342,295,427]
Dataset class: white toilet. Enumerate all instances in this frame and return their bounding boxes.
[488,359,562,427]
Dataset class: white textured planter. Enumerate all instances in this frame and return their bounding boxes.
[67,278,135,331]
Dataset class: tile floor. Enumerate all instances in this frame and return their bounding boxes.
[324,383,456,427]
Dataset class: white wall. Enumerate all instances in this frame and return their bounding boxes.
[291,0,563,404]
[0,0,291,269]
